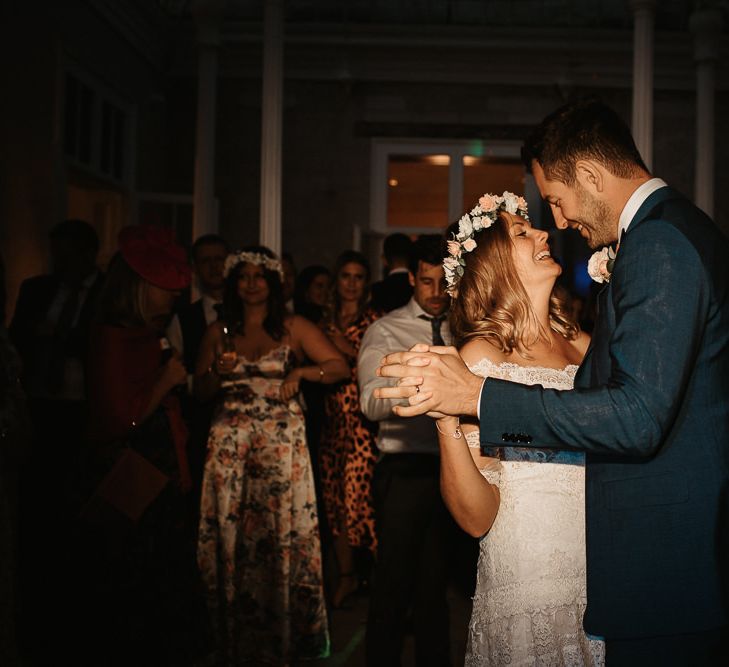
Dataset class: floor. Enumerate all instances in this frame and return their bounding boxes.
[311,584,472,667]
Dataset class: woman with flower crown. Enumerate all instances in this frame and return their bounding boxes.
[436,193,605,665]
[194,246,348,666]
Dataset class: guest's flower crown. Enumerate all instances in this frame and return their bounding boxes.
[444,191,529,296]
[223,250,285,282]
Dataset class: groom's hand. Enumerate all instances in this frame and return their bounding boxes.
[375,344,483,418]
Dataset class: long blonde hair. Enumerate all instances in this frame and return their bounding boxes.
[448,212,578,355]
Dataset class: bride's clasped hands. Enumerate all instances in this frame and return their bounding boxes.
[374,342,483,419]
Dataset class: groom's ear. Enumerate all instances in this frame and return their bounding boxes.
[575,160,604,194]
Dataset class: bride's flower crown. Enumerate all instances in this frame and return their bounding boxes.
[444,191,529,296]
[223,250,285,282]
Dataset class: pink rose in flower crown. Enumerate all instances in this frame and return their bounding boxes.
[462,238,477,253]
[479,194,498,212]
[447,240,462,257]
[517,196,528,211]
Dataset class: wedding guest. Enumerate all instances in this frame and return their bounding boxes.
[195,246,347,665]
[293,264,333,500]
[9,218,103,660]
[370,232,414,313]
[376,99,729,665]
[85,225,204,665]
[167,233,228,372]
[281,251,297,313]
[294,264,332,325]
[358,235,456,666]
[166,233,229,497]
[320,250,380,607]
[0,254,30,667]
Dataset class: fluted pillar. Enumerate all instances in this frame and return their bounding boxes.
[630,0,656,171]
[690,6,723,218]
[192,0,224,240]
[259,0,284,256]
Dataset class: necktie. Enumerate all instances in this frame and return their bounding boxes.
[419,314,446,346]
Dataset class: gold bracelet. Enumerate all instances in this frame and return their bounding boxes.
[435,419,462,439]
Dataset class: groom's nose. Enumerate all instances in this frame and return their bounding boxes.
[549,203,569,230]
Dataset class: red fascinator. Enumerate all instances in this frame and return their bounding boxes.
[118,225,191,290]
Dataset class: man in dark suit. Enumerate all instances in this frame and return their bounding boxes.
[375,99,728,664]
[166,233,228,502]
[9,218,103,660]
[370,232,414,313]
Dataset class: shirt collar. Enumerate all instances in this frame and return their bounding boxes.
[405,297,446,321]
[618,178,668,238]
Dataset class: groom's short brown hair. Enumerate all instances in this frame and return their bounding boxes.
[522,97,649,185]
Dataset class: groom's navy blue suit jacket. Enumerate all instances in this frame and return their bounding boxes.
[479,186,729,639]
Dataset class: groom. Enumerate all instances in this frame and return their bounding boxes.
[375,98,729,665]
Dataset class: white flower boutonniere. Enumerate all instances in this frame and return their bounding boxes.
[588,246,617,283]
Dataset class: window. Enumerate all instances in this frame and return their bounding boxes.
[63,72,131,184]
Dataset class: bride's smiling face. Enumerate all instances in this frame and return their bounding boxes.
[507,214,562,289]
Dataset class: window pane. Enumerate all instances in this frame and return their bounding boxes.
[78,84,95,164]
[462,156,525,211]
[113,109,125,179]
[387,154,450,229]
[100,101,112,174]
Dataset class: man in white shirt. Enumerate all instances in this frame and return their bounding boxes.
[166,233,228,495]
[358,234,455,666]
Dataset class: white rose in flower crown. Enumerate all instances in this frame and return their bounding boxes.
[502,191,519,214]
[472,216,483,231]
[443,256,460,271]
[462,238,477,253]
[458,215,473,239]
[470,205,483,216]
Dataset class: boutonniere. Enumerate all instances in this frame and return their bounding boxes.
[587,246,617,284]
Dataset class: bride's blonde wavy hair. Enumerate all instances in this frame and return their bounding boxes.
[448,212,579,355]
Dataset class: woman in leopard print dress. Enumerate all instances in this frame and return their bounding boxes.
[320,251,380,608]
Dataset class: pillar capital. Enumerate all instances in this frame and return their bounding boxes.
[690,7,724,63]
[629,0,657,15]
[192,0,225,47]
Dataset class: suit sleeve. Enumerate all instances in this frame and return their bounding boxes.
[479,220,708,457]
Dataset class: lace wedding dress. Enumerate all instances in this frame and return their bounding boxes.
[465,359,605,666]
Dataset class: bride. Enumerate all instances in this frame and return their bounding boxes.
[435,193,604,665]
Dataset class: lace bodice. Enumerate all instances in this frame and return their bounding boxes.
[468,357,578,390]
[466,358,582,466]
[464,356,604,666]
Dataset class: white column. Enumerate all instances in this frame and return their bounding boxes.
[690,7,723,218]
[630,0,656,171]
[192,1,223,240]
[259,0,284,256]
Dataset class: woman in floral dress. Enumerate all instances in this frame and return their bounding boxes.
[320,250,380,608]
[195,246,348,666]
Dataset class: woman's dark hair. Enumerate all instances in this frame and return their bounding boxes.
[294,264,331,323]
[331,250,371,323]
[220,245,287,341]
[96,252,146,327]
[521,96,648,185]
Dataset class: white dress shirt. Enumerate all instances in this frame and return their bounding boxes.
[358,297,451,455]
[618,177,668,239]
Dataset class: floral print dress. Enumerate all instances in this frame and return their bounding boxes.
[197,345,329,665]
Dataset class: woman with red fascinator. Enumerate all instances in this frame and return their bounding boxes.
[83,225,206,665]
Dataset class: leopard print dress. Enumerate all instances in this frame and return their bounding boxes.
[320,308,379,552]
